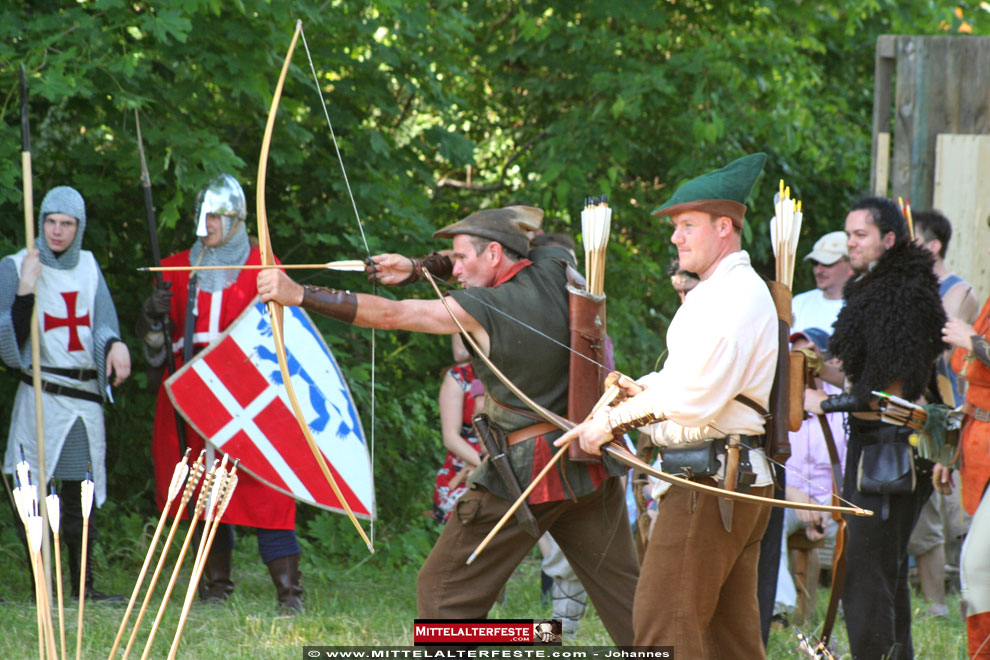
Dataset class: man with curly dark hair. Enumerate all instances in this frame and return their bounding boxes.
[805,196,945,660]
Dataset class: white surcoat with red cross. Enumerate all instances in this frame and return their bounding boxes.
[4,249,107,506]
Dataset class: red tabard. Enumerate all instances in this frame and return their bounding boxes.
[151,247,296,529]
[951,295,990,516]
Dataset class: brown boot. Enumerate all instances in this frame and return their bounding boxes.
[198,550,234,603]
[266,553,303,613]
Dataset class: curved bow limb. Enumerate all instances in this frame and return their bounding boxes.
[257,20,373,553]
[467,382,622,564]
[422,269,572,431]
[601,442,870,516]
[422,269,873,524]
[425,270,871,518]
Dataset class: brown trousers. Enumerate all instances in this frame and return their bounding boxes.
[633,482,772,659]
[418,477,639,645]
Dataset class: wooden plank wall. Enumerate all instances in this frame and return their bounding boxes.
[890,36,990,206]
[890,36,990,209]
[933,134,990,303]
[872,35,990,297]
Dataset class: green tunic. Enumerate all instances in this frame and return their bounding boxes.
[450,246,623,503]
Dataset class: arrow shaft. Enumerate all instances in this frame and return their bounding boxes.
[138,260,365,272]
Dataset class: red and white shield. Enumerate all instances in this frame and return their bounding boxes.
[165,300,375,519]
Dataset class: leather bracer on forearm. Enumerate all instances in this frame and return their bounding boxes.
[820,391,869,414]
[606,396,665,434]
[400,252,453,285]
[300,285,358,324]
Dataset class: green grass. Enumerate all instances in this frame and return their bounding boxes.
[764,584,968,659]
[0,523,968,659]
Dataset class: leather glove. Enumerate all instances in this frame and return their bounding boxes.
[137,282,173,344]
[143,282,173,319]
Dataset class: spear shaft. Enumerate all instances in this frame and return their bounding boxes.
[134,111,192,465]
[20,61,53,615]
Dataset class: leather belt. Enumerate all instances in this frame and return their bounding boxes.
[964,402,990,423]
[507,422,557,446]
[31,366,99,381]
[658,434,763,452]
[19,373,103,403]
[733,434,764,449]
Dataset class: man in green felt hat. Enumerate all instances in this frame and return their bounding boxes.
[558,153,779,657]
[258,204,640,645]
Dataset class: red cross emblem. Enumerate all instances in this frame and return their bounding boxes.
[44,291,91,352]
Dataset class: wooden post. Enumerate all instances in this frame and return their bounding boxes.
[871,35,990,294]
[871,35,896,197]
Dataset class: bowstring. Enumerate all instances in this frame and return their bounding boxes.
[431,279,863,513]
[759,445,861,513]
[301,26,375,544]
[432,278,609,370]
[713,405,855,511]
[674,417,862,515]
[433,277,864,511]
[298,24,857,526]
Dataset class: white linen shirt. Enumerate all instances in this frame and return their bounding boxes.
[790,287,844,335]
[638,250,778,489]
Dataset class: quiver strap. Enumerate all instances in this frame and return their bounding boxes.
[765,279,793,463]
[789,349,807,432]
[566,283,608,463]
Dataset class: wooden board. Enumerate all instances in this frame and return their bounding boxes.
[933,134,990,303]
[873,132,890,197]
[888,36,990,206]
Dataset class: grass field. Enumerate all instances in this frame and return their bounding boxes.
[0,524,968,659]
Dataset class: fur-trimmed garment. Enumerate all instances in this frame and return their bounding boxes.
[830,241,945,403]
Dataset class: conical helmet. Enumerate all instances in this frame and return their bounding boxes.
[194,174,246,238]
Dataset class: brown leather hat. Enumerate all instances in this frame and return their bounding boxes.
[433,206,542,256]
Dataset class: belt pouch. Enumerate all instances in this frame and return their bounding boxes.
[857,441,916,495]
[660,440,723,479]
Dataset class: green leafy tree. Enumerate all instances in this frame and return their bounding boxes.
[0,0,983,562]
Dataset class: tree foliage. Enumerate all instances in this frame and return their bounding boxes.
[1,0,984,562]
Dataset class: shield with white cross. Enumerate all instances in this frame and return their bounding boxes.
[164,299,375,519]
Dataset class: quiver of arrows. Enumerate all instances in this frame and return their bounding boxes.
[567,195,612,463]
[567,282,608,463]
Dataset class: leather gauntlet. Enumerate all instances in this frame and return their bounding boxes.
[606,396,664,434]
[973,335,990,368]
[400,252,453,285]
[300,285,358,324]
[136,297,169,346]
[820,391,868,414]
